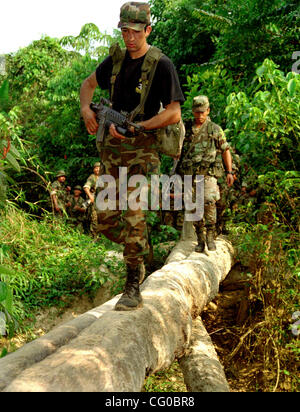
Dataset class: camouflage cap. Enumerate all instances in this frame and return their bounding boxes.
[192,95,210,112]
[93,162,101,168]
[118,2,151,31]
[56,170,66,178]
[74,185,82,191]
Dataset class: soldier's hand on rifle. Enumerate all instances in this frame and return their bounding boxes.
[109,123,126,140]
[81,106,99,135]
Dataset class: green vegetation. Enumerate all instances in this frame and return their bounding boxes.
[0,0,299,391]
[0,206,125,326]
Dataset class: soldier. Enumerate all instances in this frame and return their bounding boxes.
[67,185,86,231]
[179,96,234,252]
[50,170,71,217]
[80,2,184,311]
[83,162,102,237]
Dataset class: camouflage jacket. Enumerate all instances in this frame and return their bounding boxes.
[68,195,86,221]
[178,117,229,178]
[83,174,98,193]
[50,180,69,209]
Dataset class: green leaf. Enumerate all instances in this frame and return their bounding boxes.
[0,80,9,112]
[256,65,265,77]
[8,144,21,159]
[287,79,297,96]
[0,281,8,302]
[0,347,8,358]
[5,152,20,172]
[2,287,13,313]
[0,265,15,277]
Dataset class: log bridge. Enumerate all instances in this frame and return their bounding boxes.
[0,223,235,392]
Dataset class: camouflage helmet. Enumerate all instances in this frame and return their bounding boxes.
[74,185,82,191]
[56,170,66,178]
[93,162,101,168]
[118,2,151,31]
[192,95,210,112]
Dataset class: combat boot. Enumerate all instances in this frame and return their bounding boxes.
[115,266,143,311]
[195,230,205,253]
[206,225,216,251]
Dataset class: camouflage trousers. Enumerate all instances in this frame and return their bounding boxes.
[96,132,160,268]
[193,175,220,232]
[163,175,220,231]
[86,203,98,237]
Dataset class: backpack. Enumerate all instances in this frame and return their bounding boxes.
[109,43,185,158]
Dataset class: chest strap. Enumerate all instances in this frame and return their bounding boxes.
[109,42,163,121]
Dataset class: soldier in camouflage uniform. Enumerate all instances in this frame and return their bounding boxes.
[67,185,86,231]
[80,2,184,310]
[50,170,71,217]
[83,162,103,238]
[178,96,234,252]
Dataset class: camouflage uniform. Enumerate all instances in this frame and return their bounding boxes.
[68,186,86,231]
[84,2,184,311]
[95,4,183,268]
[96,133,160,267]
[178,96,230,250]
[83,162,103,237]
[50,170,70,216]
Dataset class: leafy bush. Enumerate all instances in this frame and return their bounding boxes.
[225,59,299,229]
[0,265,18,337]
[0,79,24,203]
[0,206,124,324]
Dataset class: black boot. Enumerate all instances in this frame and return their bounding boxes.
[195,230,205,253]
[115,266,143,311]
[206,225,216,251]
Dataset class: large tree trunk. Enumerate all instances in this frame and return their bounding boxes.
[1,224,234,392]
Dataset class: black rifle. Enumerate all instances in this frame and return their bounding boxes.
[90,97,145,144]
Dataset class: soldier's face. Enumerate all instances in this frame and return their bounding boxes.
[74,190,81,196]
[58,176,66,183]
[121,26,151,53]
[193,108,210,124]
[94,166,100,176]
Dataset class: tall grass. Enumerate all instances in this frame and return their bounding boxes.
[0,205,125,331]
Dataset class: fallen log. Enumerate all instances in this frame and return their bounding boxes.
[1,225,234,392]
[178,317,230,392]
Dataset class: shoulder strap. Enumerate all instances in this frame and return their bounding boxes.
[109,43,126,102]
[109,44,163,120]
[130,46,163,121]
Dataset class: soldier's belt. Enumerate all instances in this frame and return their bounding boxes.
[195,167,209,175]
